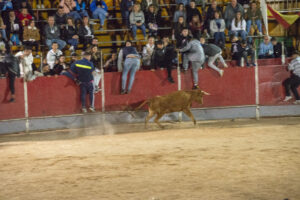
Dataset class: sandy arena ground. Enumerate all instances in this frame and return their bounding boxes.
[0,117,300,200]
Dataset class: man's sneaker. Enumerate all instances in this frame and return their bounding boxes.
[69,46,74,52]
[182,69,188,74]
[252,63,256,66]
[41,5,45,9]
[126,90,131,94]
[82,108,87,113]
[168,77,175,83]
[94,86,100,94]
[89,107,95,112]
[121,89,126,95]
[293,100,300,105]
[224,63,228,68]
[283,96,292,102]
[192,85,199,90]
[9,98,15,103]
[219,69,224,77]
[36,5,41,9]
[246,63,250,67]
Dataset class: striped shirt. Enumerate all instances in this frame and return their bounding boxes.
[288,56,300,77]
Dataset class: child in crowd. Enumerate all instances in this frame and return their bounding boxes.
[240,40,256,67]
[52,55,68,75]
[46,42,63,69]
[230,35,243,66]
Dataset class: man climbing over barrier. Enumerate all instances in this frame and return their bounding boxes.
[71,52,96,113]
[283,51,300,104]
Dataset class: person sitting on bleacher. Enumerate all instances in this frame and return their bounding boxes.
[46,42,63,69]
[23,19,40,52]
[75,0,89,19]
[245,1,262,36]
[258,35,274,59]
[210,11,225,48]
[204,0,223,34]
[44,16,66,50]
[189,14,202,39]
[5,10,21,46]
[16,0,34,17]
[130,3,146,40]
[64,17,79,52]
[172,16,186,41]
[90,0,108,30]
[230,35,242,66]
[60,0,82,22]
[186,1,201,24]
[224,0,244,30]
[175,0,189,6]
[0,0,13,12]
[142,36,155,67]
[120,0,135,26]
[173,3,186,23]
[271,37,284,59]
[55,6,67,33]
[240,39,256,67]
[0,16,7,42]
[78,16,94,50]
[140,0,158,13]
[17,8,32,29]
[52,55,68,75]
[230,11,247,41]
[145,4,161,37]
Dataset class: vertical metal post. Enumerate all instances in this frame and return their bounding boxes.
[281,41,286,64]
[177,51,182,122]
[100,50,105,112]
[22,64,29,132]
[254,48,260,120]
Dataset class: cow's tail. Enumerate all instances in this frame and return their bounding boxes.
[135,100,149,111]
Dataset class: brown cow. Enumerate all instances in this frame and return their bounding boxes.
[136,90,210,128]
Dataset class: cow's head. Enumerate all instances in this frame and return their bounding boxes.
[192,90,210,104]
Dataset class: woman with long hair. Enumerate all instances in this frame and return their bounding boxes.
[230,11,247,41]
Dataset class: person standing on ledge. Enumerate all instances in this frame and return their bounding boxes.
[70,52,95,113]
[283,51,300,105]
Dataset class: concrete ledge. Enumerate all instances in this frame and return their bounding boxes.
[0,105,299,135]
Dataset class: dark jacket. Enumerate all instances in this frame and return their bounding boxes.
[151,47,165,68]
[44,24,61,40]
[122,46,138,60]
[186,7,201,23]
[202,43,222,56]
[120,0,135,12]
[5,54,20,76]
[64,25,78,40]
[273,42,283,58]
[145,10,161,26]
[70,58,95,82]
[177,35,192,48]
[78,24,94,38]
[164,43,177,66]
[55,12,67,27]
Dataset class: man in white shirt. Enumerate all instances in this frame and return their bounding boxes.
[46,42,63,69]
[15,46,34,81]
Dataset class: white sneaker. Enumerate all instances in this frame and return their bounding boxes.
[41,5,45,9]
[283,96,292,102]
[82,108,87,113]
[293,100,300,105]
[69,46,74,52]
[224,63,228,68]
[219,69,224,77]
[89,107,95,112]
[37,5,40,9]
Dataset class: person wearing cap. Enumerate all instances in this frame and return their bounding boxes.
[70,51,96,113]
[283,52,300,104]
[178,36,205,89]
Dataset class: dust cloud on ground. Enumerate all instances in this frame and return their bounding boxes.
[0,117,300,200]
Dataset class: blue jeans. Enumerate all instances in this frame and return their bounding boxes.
[92,7,107,26]
[214,32,225,45]
[131,24,146,38]
[0,29,7,41]
[191,60,204,85]
[78,10,89,18]
[68,11,82,21]
[121,58,140,91]
[67,38,78,48]
[46,39,66,50]
[246,19,262,33]
[80,81,94,108]
[10,34,20,45]
[230,30,247,41]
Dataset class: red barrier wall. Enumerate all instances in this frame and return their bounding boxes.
[0,58,298,121]
[0,78,25,120]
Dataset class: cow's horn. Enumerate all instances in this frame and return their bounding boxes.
[202,91,210,95]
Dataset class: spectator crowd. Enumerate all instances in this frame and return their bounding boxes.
[0,0,297,107]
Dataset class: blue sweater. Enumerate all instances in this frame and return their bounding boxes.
[259,42,273,56]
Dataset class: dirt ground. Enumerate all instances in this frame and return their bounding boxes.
[0,117,300,200]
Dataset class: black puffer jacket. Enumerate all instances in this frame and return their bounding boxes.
[5,54,20,77]
[64,25,78,40]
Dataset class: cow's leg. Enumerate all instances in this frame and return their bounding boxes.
[145,109,155,128]
[154,113,164,128]
[183,109,196,125]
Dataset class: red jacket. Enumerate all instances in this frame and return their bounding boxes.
[18,13,33,27]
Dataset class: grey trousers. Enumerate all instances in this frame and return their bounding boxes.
[191,60,204,85]
[208,52,225,73]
